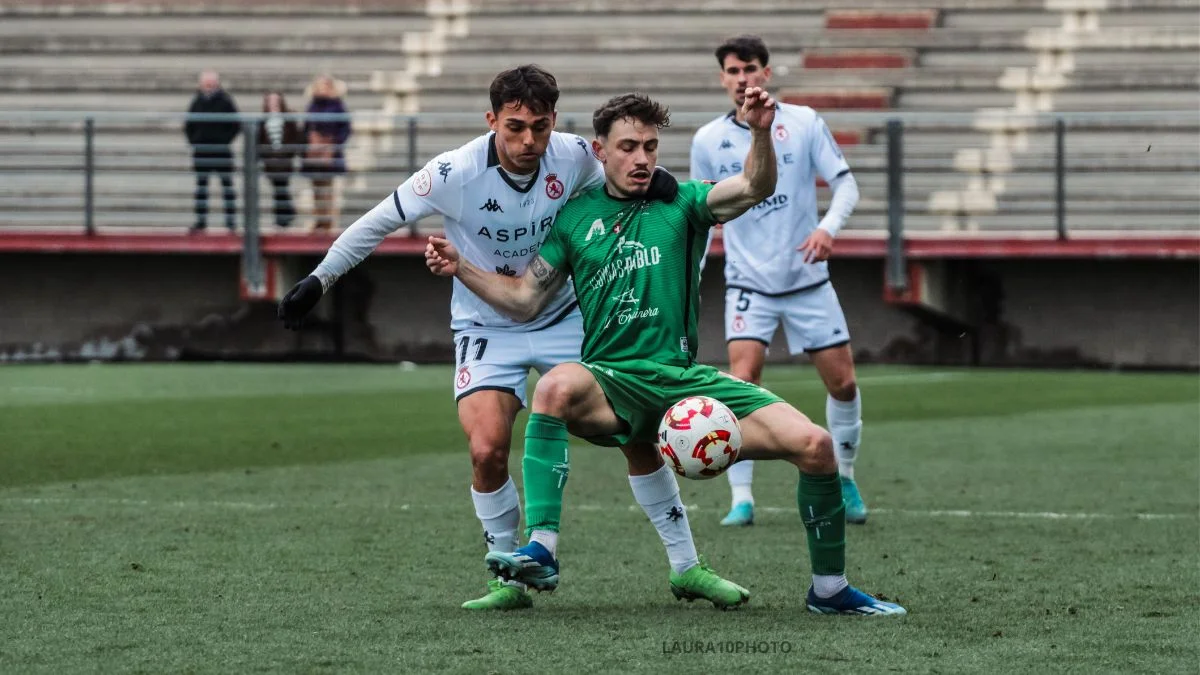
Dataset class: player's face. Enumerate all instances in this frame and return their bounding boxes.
[486,101,556,174]
[593,117,658,198]
[718,55,771,107]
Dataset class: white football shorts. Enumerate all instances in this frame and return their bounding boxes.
[724,281,850,355]
[451,307,583,406]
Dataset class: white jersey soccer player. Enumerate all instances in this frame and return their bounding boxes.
[276,65,682,611]
[314,129,601,402]
[691,35,869,527]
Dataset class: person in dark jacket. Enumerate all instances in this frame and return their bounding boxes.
[301,75,352,232]
[185,70,240,232]
[258,91,303,228]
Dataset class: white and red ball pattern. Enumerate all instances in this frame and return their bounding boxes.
[657,396,742,480]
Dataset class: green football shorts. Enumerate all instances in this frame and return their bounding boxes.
[580,359,784,447]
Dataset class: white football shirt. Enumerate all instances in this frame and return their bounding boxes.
[314,131,605,331]
[691,103,851,295]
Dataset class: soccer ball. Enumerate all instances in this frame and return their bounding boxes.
[657,396,742,480]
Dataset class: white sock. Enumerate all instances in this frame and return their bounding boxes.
[726,459,754,506]
[629,464,700,575]
[530,529,558,557]
[812,573,849,599]
[470,478,520,553]
[826,389,862,480]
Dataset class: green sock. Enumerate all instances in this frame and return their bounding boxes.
[798,472,846,575]
[522,413,569,538]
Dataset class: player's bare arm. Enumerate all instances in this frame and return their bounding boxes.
[706,87,778,223]
[425,236,566,322]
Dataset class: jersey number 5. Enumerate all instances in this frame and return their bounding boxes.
[457,336,489,364]
[736,290,752,312]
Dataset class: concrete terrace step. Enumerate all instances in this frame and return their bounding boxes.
[0,92,383,112]
[414,65,1198,94]
[781,90,893,110]
[441,28,1200,54]
[0,16,427,36]
[803,51,915,69]
[0,34,431,54]
[942,9,1200,29]
[825,10,939,30]
[1027,26,1200,50]
[464,0,1198,14]
[5,65,1191,101]
[414,91,734,114]
[455,12,825,34]
[899,88,1197,112]
[0,0,431,15]
[0,70,377,93]
[4,0,1195,14]
[0,53,415,71]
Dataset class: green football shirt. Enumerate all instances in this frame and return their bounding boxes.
[539,180,717,367]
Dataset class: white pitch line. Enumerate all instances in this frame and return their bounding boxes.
[6,496,284,510]
[762,371,964,387]
[2,496,1192,521]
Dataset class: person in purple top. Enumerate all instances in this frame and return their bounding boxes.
[302,75,353,232]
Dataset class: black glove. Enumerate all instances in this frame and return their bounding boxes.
[278,275,324,330]
[646,166,679,204]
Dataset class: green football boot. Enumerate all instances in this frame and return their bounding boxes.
[461,578,533,611]
[669,557,750,610]
[841,475,868,524]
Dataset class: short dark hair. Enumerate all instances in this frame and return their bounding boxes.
[489,64,559,115]
[715,35,770,68]
[592,93,671,138]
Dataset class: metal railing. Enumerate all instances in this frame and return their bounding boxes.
[2,110,1197,231]
[1,110,1197,251]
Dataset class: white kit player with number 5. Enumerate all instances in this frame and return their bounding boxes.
[691,36,870,528]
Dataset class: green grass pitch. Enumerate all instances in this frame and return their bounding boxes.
[2,364,1197,673]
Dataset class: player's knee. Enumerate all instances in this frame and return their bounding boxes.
[829,376,857,401]
[467,435,510,476]
[530,369,582,417]
[794,426,836,473]
[732,363,763,384]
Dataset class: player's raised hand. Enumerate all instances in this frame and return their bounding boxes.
[798,229,834,263]
[740,86,776,131]
[425,235,459,277]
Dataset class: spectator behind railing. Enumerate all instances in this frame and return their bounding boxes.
[184,70,240,233]
[258,91,303,229]
[302,75,352,233]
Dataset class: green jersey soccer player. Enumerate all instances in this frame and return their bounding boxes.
[426,88,905,616]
